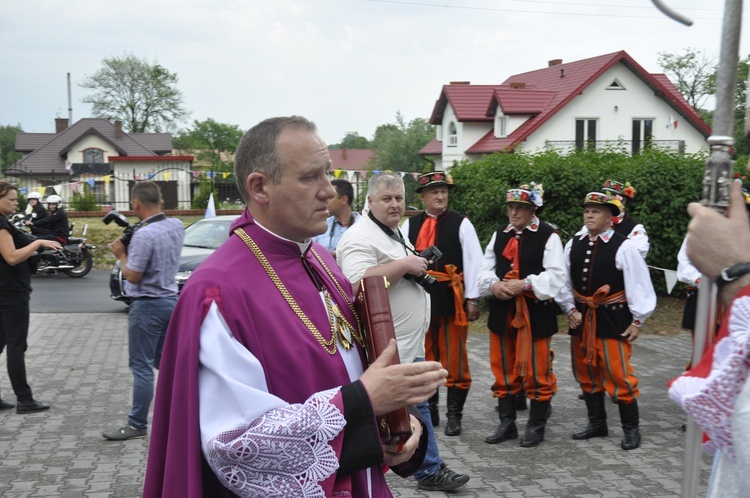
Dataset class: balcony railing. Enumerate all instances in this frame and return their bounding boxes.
[544,140,686,155]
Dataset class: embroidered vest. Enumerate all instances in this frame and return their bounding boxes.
[569,232,632,339]
[407,210,465,316]
[486,222,558,338]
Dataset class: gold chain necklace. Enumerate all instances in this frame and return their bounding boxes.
[234,227,364,355]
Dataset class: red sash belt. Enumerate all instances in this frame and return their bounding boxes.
[574,286,627,367]
[426,264,467,326]
[501,270,536,376]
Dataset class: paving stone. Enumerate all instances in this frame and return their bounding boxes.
[0,313,714,497]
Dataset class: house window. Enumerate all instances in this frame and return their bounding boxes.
[83,148,104,164]
[495,116,508,138]
[448,122,458,146]
[607,79,626,90]
[632,119,654,155]
[575,119,597,152]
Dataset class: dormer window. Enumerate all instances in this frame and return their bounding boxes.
[83,148,104,164]
[495,116,508,138]
[607,79,626,90]
[448,122,458,146]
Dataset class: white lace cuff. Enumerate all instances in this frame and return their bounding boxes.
[203,387,346,497]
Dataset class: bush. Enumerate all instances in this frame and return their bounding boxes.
[448,148,731,295]
[69,184,100,211]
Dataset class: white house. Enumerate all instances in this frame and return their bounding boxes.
[11,118,193,209]
[420,51,711,170]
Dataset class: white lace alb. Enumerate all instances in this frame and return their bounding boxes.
[203,388,346,497]
[669,295,750,462]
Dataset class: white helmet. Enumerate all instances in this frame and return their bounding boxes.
[46,194,63,206]
[28,192,42,200]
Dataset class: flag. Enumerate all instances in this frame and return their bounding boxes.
[205,192,216,218]
[664,269,678,294]
[667,115,675,128]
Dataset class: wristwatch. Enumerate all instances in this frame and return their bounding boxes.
[716,262,750,290]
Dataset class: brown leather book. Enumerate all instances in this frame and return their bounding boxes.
[355,276,412,448]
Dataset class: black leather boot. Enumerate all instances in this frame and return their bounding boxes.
[427,390,439,427]
[619,400,641,450]
[485,397,518,444]
[572,392,609,440]
[520,400,551,447]
[445,387,469,436]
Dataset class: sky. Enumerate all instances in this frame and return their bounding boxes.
[2,0,749,146]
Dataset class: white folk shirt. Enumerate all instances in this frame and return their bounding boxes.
[400,214,484,300]
[477,217,567,301]
[555,228,656,324]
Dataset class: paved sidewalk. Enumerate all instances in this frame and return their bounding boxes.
[0,313,712,497]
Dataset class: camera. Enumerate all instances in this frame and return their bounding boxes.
[102,210,137,247]
[405,245,443,291]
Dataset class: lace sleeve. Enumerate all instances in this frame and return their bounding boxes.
[203,388,346,497]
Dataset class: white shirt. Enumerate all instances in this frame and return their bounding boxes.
[337,215,431,364]
[477,217,567,301]
[555,228,656,324]
[677,236,701,287]
[400,214,484,300]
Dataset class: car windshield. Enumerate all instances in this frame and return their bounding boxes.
[183,219,233,249]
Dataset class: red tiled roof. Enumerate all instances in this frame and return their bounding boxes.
[419,139,443,155]
[328,148,373,171]
[422,51,711,156]
[429,85,500,123]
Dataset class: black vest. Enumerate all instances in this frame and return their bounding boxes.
[407,210,465,316]
[486,222,559,338]
[569,232,632,339]
[614,214,639,238]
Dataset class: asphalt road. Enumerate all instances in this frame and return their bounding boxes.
[29,269,128,314]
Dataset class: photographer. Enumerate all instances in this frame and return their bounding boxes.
[102,181,184,441]
[337,173,470,493]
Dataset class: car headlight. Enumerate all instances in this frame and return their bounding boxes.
[175,270,192,285]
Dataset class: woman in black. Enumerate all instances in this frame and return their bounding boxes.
[0,181,61,413]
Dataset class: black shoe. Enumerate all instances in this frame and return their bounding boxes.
[102,425,147,441]
[572,422,608,440]
[445,417,461,437]
[16,399,50,414]
[621,426,641,450]
[417,466,470,491]
[0,399,15,411]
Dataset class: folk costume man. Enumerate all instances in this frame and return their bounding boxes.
[401,171,483,437]
[312,179,361,258]
[556,192,656,451]
[477,183,566,448]
[337,173,470,493]
[143,117,447,498]
[602,180,649,259]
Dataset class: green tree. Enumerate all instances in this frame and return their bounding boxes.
[0,124,23,171]
[369,112,434,173]
[733,55,750,155]
[657,48,717,111]
[330,132,370,149]
[174,118,243,173]
[80,53,189,132]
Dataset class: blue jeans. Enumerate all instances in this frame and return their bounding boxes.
[412,357,444,480]
[127,296,177,429]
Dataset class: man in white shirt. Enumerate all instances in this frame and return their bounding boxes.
[337,173,470,493]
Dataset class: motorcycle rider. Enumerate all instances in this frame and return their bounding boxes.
[23,192,47,223]
[25,195,69,244]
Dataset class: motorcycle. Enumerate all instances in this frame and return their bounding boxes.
[11,214,95,278]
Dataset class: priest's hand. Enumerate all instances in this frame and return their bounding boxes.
[382,415,422,467]
[359,340,447,416]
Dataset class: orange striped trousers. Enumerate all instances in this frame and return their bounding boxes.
[570,335,639,404]
[489,333,557,401]
[425,316,471,390]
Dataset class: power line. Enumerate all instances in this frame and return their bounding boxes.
[366,0,732,20]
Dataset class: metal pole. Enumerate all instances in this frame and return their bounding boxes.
[651,0,743,496]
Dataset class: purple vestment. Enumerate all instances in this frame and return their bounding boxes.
[143,210,406,497]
